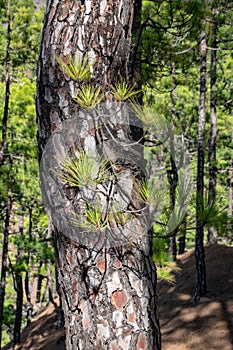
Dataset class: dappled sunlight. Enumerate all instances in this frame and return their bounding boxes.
[158,244,233,350]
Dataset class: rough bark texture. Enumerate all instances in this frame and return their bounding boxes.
[37,1,161,349]
[195,29,207,301]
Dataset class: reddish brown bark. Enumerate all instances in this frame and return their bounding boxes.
[37,1,161,349]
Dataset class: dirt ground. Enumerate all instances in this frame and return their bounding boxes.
[5,243,233,350]
[158,243,233,350]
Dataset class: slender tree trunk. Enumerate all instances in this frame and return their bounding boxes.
[25,206,33,324]
[46,224,57,307]
[227,121,233,244]
[0,1,11,344]
[0,0,11,166]
[13,271,23,347]
[0,197,11,348]
[195,30,207,301]
[37,1,161,349]
[168,61,178,262]
[36,260,44,304]
[178,215,187,255]
[207,6,218,244]
[13,222,24,347]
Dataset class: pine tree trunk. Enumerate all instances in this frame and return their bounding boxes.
[37,1,161,349]
[25,206,33,324]
[227,123,233,244]
[0,197,11,348]
[178,216,186,255]
[207,6,218,244]
[195,29,207,301]
[0,1,11,345]
[13,224,24,346]
[47,224,57,307]
[36,260,44,304]
[168,61,178,262]
[13,272,23,347]
[0,0,11,166]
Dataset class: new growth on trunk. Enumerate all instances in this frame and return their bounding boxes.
[37,1,161,349]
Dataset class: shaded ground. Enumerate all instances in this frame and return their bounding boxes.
[3,304,65,350]
[5,243,233,350]
[158,243,233,350]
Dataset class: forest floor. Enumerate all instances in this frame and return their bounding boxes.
[4,243,233,350]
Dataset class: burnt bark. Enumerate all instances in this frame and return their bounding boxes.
[195,29,207,301]
[37,1,161,349]
[207,6,218,244]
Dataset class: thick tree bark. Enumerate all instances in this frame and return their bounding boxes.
[207,6,218,244]
[47,223,57,307]
[195,29,207,301]
[37,1,161,349]
[130,0,142,87]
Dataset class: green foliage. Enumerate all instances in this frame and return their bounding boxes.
[111,80,140,101]
[73,85,104,109]
[0,2,53,346]
[56,53,93,83]
[133,177,166,209]
[2,303,15,345]
[0,0,44,75]
[74,203,110,232]
[153,238,180,282]
[60,151,110,188]
[1,1,233,345]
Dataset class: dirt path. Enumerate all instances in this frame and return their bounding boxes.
[158,244,233,350]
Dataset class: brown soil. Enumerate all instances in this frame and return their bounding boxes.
[158,243,233,350]
[5,243,233,350]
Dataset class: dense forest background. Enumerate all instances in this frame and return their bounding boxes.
[0,0,232,347]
